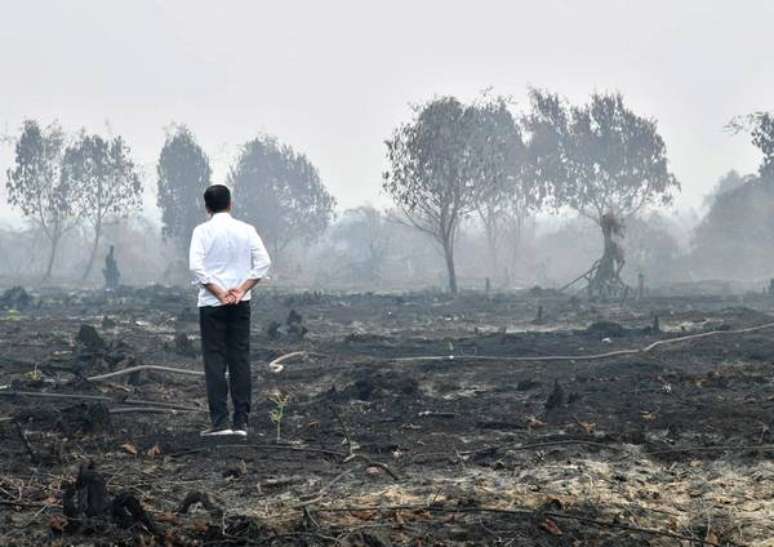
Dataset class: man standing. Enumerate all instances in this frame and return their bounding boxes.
[189,184,271,437]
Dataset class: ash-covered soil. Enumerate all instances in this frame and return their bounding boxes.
[0,286,772,546]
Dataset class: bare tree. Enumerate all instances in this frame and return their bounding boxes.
[62,132,142,281]
[524,90,679,297]
[6,120,82,281]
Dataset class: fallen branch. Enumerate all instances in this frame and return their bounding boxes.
[460,438,625,457]
[343,453,401,481]
[0,357,36,368]
[0,390,202,412]
[418,411,457,419]
[551,510,724,546]
[329,405,400,481]
[261,475,307,489]
[122,398,203,412]
[646,444,774,456]
[87,365,204,382]
[294,470,352,509]
[109,407,201,415]
[169,443,345,459]
[0,391,112,402]
[313,504,727,546]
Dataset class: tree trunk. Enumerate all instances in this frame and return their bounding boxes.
[82,219,102,282]
[591,218,622,298]
[478,206,500,284]
[598,226,616,276]
[43,232,61,282]
[484,220,498,281]
[507,214,523,286]
[442,240,458,295]
[270,242,282,277]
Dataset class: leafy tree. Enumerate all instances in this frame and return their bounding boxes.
[500,211,537,285]
[624,212,682,285]
[702,170,751,208]
[157,126,211,252]
[691,112,774,278]
[728,111,774,177]
[6,120,81,280]
[384,97,495,294]
[692,175,774,278]
[61,132,142,280]
[227,136,336,260]
[524,90,679,297]
[469,96,542,282]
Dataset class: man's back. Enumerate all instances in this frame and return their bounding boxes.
[189,212,271,307]
[191,184,270,437]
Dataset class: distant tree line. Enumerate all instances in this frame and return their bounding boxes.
[383,90,679,294]
[6,122,336,283]
[9,90,774,290]
[6,122,141,281]
[690,114,774,279]
[154,127,337,269]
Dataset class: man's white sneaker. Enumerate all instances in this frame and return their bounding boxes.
[233,428,248,438]
[200,427,233,437]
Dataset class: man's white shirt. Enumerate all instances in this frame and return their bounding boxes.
[189,212,272,308]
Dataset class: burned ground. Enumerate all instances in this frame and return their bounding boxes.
[0,287,772,545]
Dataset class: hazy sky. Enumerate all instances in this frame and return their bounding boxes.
[2,0,773,224]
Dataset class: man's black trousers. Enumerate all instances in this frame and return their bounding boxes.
[199,301,251,429]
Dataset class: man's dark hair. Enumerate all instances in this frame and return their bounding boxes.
[203,185,231,213]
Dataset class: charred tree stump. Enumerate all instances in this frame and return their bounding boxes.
[62,463,159,536]
[545,380,565,411]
